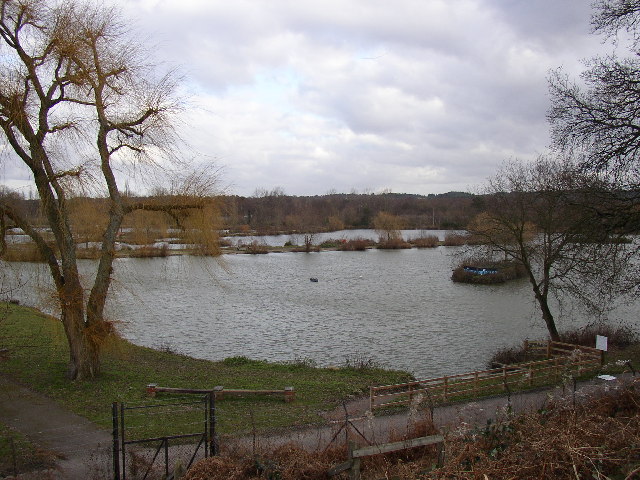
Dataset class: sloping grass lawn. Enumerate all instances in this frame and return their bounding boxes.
[0,302,412,437]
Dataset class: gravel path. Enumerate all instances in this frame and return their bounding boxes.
[1,372,635,478]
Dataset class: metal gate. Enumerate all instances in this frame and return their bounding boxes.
[112,393,217,480]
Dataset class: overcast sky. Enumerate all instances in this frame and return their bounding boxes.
[1,0,616,197]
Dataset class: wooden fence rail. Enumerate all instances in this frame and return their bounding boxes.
[146,385,296,402]
[328,436,444,480]
[370,341,602,411]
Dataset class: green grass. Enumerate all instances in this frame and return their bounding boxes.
[0,302,412,439]
[0,422,56,477]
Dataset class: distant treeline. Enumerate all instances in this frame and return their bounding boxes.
[221,191,485,234]
[2,189,484,235]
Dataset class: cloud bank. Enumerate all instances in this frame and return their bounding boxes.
[2,0,610,196]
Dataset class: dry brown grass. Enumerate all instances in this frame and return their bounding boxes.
[443,232,468,246]
[126,244,169,258]
[411,235,440,248]
[183,380,640,480]
[426,379,640,479]
[1,244,47,262]
[337,238,374,251]
[377,238,412,249]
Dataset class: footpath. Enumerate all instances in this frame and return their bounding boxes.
[0,372,635,479]
[0,376,112,479]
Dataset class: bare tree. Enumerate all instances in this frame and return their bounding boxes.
[548,0,640,182]
[469,157,632,341]
[0,1,219,379]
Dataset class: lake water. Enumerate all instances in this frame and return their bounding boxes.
[2,240,635,379]
[222,229,459,246]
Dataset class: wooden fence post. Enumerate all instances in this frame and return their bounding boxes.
[348,441,360,480]
[443,377,448,401]
[523,340,529,356]
[284,387,295,403]
[547,340,552,359]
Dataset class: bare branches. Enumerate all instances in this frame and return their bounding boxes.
[470,156,634,339]
[0,0,214,379]
[549,1,640,183]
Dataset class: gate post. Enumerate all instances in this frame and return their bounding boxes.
[112,402,120,480]
[208,392,218,456]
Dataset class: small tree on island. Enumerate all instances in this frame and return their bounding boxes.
[373,211,403,243]
[0,0,220,380]
[468,156,632,341]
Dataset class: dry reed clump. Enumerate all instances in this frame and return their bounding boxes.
[443,232,468,246]
[411,235,440,248]
[243,241,269,254]
[423,380,640,479]
[126,244,169,258]
[337,238,374,251]
[377,237,412,249]
[1,244,47,262]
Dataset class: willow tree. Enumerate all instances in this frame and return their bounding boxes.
[0,0,219,379]
[469,157,631,341]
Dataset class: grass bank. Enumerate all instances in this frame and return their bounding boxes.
[0,422,56,477]
[0,303,412,437]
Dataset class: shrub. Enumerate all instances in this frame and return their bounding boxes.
[443,232,468,246]
[377,237,412,249]
[487,322,639,368]
[559,322,638,349]
[411,235,440,248]
[319,238,341,248]
[1,244,47,263]
[128,244,169,258]
[244,241,268,254]
[338,238,374,251]
[487,345,532,368]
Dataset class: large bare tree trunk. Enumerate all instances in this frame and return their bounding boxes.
[61,300,100,380]
[534,291,560,342]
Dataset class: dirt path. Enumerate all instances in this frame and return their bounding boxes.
[0,375,112,479]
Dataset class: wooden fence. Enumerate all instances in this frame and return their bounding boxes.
[328,436,444,480]
[370,341,603,411]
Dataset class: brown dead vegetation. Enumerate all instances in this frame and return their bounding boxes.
[184,379,640,479]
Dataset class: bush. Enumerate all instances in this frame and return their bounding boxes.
[411,235,440,248]
[559,322,638,349]
[128,244,169,258]
[443,232,468,246]
[338,238,374,251]
[244,241,269,254]
[487,345,532,368]
[487,322,639,368]
[377,237,412,249]
[319,238,341,248]
[1,244,47,263]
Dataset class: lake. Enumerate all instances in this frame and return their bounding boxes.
[2,239,635,379]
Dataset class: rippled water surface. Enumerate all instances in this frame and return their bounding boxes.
[3,245,634,378]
